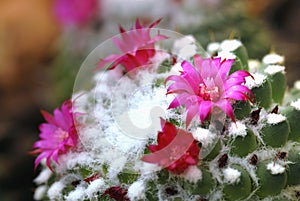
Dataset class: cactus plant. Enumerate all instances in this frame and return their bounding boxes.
[31,20,300,201]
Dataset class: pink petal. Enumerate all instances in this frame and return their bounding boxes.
[215,99,236,123]
[199,101,213,123]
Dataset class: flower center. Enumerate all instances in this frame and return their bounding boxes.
[56,128,69,141]
[198,83,219,101]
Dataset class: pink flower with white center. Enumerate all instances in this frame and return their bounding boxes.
[31,100,78,171]
[96,19,168,73]
[53,0,99,27]
[166,55,254,126]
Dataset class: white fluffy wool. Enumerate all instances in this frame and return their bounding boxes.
[220,39,242,52]
[294,80,300,90]
[245,73,266,89]
[34,168,52,185]
[217,50,236,60]
[127,180,146,200]
[228,121,247,137]
[267,162,285,175]
[264,65,285,75]
[207,42,220,54]
[34,185,47,201]
[47,181,65,200]
[180,165,202,183]
[172,35,197,59]
[262,53,285,65]
[291,99,300,111]
[65,186,86,201]
[192,127,215,148]
[223,167,241,184]
[266,113,286,125]
[248,59,261,73]
[134,161,161,175]
[85,179,106,199]
[171,62,183,75]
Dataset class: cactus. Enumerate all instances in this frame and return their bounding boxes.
[31,21,300,201]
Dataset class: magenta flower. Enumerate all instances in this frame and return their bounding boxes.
[53,0,99,27]
[141,119,200,174]
[31,100,78,171]
[96,19,168,73]
[166,55,254,126]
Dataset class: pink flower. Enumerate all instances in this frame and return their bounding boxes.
[141,119,200,174]
[53,0,99,27]
[31,100,78,171]
[96,19,168,73]
[166,55,254,126]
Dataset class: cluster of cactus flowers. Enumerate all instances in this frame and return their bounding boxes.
[31,20,300,201]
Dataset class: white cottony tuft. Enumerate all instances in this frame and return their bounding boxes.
[220,39,242,52]
[267,162,285,175]
[171,62,183,75]
[34,168,52,185]
[262,53,285,65]
[65,186,86,201]
[207,42,220,54]
[229,121,247,137]
[180,165,202,183]
[85,179,106,199]
[192,127,215,148]
[34,185,47,201]
[245,73,267,89]
[217,50,236,60]
[223,167,241,184]
[264,65,285,75]
[47,181,65,200]
[294,80,300,90]
[267,113,286,125]
[173,35,197,59]
[127,180,146,200]
[248,59,261,73]
[291,99,300,111]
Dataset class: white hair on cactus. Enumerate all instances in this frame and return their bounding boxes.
[262,53,285,65]
[248,59,261,73]
[217,50,236,60]
[266,113,286,125]
[264,65,285,75]
[294,80,300,90]
[56,152,95,173]
[85,179,106,199]
[34,185,47,201]
[223,167,241,184]
[180,165,202,183]
[173,35,197,59]
[192,127,216,148]
[127,180,146,200]
[34,168,52,185]
[171,62,183,75]
[228,121,247,137]
[291,99,300,111]
[267,162,285,175]
[207,42,220,54]
[220,39,242,52]
[47,181,65,200]
[245,73,266,89]
[134,161,161,175]
[65,186,86,201]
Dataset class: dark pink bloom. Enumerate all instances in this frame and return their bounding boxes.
[53,0,99,27]
[166,55,254,126]
[96,19,168,73]
[31,100,78,171]
[141,119,200,174]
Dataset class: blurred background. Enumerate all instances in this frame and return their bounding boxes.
[0,0,299,200]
